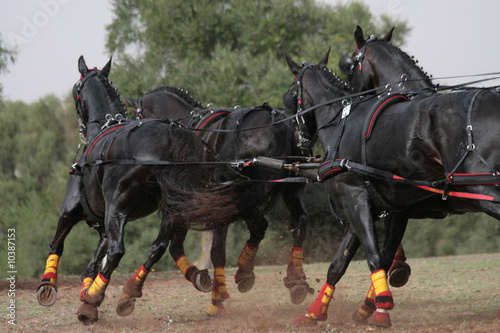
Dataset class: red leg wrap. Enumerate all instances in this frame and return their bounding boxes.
[237,242,258,272]
[207,267,230,316]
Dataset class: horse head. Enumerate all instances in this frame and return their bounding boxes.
[285,50,351,150]
[340,26,433,94]
[73,56,126,140]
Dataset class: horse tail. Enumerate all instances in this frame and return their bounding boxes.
[155,125,237,231]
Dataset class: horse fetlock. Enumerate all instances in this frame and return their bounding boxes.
[36,282,58,306]
[304,283,334,322]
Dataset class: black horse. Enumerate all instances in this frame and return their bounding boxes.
[37,56,237,324]
[285,51,500,327]
[119,86,312,316]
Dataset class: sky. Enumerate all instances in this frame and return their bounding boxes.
[2,0,500,103]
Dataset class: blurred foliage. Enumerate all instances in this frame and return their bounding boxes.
[0,1,498,280]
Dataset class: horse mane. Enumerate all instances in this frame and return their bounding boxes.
[97,72,128,116]
[146,86,204,109]
[316,65,353,95]
[373,40,435,88]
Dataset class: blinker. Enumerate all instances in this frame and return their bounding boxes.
[339,53,355,77]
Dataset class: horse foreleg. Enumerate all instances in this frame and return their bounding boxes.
[77,214,125,324]
[382,214,411,288]
[295,227,360,325]
[38,176,85,307]
[282,183,312,304]
[169,226,212,292]
[207,224,230,316]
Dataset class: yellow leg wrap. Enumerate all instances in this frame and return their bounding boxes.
[370,269,394,309]
[87,273,109,299]
[41,254,60,284]
[176,255,195,279]
[80,277,93,298]
[237,243,258,270]
[371,270,389,294]
[291,247,304,272]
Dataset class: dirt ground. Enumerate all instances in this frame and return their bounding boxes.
[1,253,499,332]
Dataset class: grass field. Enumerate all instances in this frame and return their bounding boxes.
[1,252,499,332]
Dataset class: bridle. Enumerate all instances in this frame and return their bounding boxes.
[74,68,127,142]
[285,62,316,152]
[339,35,378,88]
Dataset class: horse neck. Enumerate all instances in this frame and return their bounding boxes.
[85,83,125,139]
[141,89,202,123]
[366,42,433,93]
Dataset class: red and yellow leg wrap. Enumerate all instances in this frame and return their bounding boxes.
[176,255,196,281]
[371,269,394,310]
[287,247,305,276]
[237,242,258,272]
[207,267,230,316]
[87,272,109,301]
[353,283,376,322]
[307,283,335,320]
[394,243,407,261]
[132,265,149,284]
[41,254,60,284]
[80,277,93,299]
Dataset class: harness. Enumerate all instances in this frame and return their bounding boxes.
[318,88,500,204]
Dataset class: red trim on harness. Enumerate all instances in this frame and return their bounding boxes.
[86,126,124,158]
[365,95,409,138]
[196,112,230,135]
[415,185,495,201]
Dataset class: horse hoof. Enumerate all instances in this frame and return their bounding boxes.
[388,260,411,288]
[37,282,58,306]
[235,272,255,293]
[367,310,392,327]
[116,294,135,317]
[289,284,310,304]
[77,302,98,325]
[191,269,213,293]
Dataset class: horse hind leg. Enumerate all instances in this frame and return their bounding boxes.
[234,214,268,293]
[117,219,174,317]
[282,184,313,304]
[207,224,230,316]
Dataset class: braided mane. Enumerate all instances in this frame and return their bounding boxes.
[317,65,353,95]
[147,86,204,109]
[98,72,128,116]
[375,40,435,88]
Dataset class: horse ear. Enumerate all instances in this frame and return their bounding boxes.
[355,25,365,48]
[285,54,300,75]
[78,56,89,76]
[318,48,330,69]
[102,56,112,77]
[383,27,395,42]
